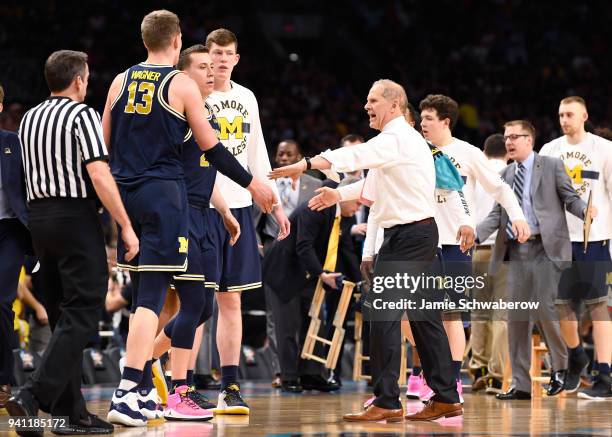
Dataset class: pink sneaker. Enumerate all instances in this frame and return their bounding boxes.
[457,379,464,404]
[406,374,424,399]
[362,395,376,409]
[419,379,434,403]
[164,385,213,421]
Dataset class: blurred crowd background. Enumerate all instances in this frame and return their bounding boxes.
[1,0,611,156]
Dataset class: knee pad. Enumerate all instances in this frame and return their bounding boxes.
[164,316,176,338]
[170,281,206,349]
[129,271,140,314]
[197,288,214,325]
[133,271,171,316]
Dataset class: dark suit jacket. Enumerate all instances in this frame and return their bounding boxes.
[477,152,586,271]
[0,130,28,226]
[0,129,32,254]
[262,201,354,300]
[254,174,322,252]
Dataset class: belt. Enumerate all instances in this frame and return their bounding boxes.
[527,234,541,241]
[410,217,434,225]
[387,217,434,232]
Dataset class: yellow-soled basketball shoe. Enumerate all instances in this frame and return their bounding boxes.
[152,359,169,406]
[213,384,250,415]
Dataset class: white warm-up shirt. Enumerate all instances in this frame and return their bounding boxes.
[436,138,525,245]
[540,132,612,242]
[206,81,280,208]
[473,158,508,245]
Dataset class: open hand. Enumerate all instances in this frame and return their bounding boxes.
[308,187,341,211]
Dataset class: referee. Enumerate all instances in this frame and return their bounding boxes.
[6,50,138,436]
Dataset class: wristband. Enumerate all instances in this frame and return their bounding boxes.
[305,157,312,170]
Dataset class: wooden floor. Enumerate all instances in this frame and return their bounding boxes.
[2,381,611,436]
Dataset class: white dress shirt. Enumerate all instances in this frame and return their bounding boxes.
[276,177,300,217]
[321,116,436,229]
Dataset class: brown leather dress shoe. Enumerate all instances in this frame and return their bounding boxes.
[0,384,11,408]
[271,375,282,389]
[405,400,463,421]
[343,404,404,422]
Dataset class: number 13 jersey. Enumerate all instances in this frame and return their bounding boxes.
[110,63,188,186]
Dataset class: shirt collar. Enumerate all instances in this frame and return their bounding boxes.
[381,115,406,133]
[516,151,535,172]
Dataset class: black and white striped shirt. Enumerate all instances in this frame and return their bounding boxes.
[18,96,108,201]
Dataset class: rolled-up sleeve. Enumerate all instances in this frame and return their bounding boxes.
[338,179,365,201]
[320,132,398,173]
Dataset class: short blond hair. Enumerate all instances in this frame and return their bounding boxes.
[141,10,180,51]
[205,28,238,51]
[560,96,587,110]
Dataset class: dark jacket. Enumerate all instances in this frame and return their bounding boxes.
[263,201,355,300]
[0,129,32,254]
[0,130,28,226]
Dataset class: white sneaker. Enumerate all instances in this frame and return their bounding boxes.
[107,389,147,427]
[137,388,163,419]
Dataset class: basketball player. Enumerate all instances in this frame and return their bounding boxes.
[540,96,612,400]
[103,11,275,426]
[150,44,243,421]
[204,28,290,415]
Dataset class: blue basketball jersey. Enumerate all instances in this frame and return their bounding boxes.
[110,63,188,186]
[182,102,220,207]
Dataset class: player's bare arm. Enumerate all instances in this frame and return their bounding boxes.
[102,72,126,148]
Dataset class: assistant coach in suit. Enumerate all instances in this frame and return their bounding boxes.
[258,140,322,251]
[477,120,593,400]
[263,177,361,393]
[253,139,322,386]
[0,85,31,407]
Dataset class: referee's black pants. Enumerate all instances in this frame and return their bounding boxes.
[24,199,107,421]
[0,218,29,385]
[370,219,459,409]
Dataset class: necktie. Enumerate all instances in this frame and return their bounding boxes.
[323,215,342,271]
[279,179,292,210]
[506,162,525,240]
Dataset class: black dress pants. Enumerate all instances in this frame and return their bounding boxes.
[0,218,28,385]
[24,199,108,421]
[370,219,459,409]
[267,281,325,381]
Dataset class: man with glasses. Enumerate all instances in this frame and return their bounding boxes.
[477,120,594,400]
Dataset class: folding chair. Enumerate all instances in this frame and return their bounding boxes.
[301,279,355,370]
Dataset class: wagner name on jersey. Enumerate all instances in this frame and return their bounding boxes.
[540,132,612,242]
[206,80,279,208]
[109,63,187,186]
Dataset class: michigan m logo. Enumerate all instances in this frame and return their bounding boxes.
[565,164,583,184]
[218,116,244,140]
[178,237,189,254]
[200,154,210,167]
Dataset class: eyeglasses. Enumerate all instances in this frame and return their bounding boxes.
[504,134,529,142]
